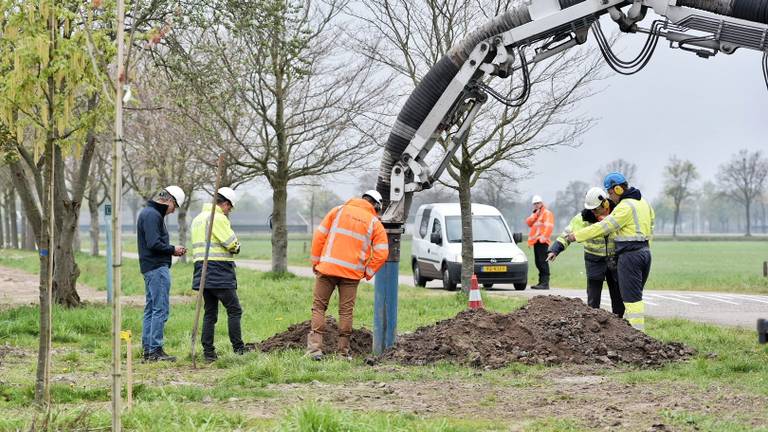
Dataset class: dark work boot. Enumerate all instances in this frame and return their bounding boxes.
[531,284,550,290]
[203,351,218,363]
[147,348,177,362]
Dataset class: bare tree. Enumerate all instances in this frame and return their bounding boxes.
[356,0,605,289]
[474,167,521,210]
[554,180,590,225]
[663,156,699,237]
[717,149,768,236]
[157,0,389,273]
[596,158,638,183]
[122,65,218,262]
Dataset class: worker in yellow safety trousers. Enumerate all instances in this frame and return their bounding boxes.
[547,187,624,317]
[567,173,654,331]
[191,187,251,362]
[306,190,389,360]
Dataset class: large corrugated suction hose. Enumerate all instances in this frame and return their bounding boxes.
[375,7,532,208]
[678,0,768,24]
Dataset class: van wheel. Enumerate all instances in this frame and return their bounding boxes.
[514,283,526,291]
[483,283,493,288]
[412,261,428,287]
[442,266,457,291]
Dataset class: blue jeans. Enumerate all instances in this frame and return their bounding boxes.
[142,266,171,353]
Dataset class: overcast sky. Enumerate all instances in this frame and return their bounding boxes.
[518,31,768,205]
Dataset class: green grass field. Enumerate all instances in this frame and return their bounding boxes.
[1,254,768,430]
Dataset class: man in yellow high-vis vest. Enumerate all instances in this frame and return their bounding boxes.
[567,173,654,331]
[191,187,245,362]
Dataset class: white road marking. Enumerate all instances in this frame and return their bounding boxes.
[648,294,700,305]
[737,295,768,304]
[665,293,694,299]
[695,294,739,305]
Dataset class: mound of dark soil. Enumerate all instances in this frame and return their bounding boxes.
[381,296,694,369]
[258,316,373,357]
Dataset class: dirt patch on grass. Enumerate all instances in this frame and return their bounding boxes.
[254,370,768,430]
[381,296,694,368]
[258,316,373,356]
[0,265,191,307]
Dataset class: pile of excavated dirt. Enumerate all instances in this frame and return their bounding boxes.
[258,316,373,356]
[381,296,695,369]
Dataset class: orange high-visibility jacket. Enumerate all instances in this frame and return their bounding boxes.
[311,198,389,281]
[526,206,555,246]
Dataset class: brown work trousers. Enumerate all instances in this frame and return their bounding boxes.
[311,274,360,337]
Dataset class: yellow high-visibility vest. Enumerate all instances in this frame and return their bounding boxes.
[191,203,240,262]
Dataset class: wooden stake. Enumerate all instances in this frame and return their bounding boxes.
[111,0,126,429]
[190,156,226,368]
[121,330,133,409]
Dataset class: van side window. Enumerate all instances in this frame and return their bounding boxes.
[418,209,432,238]
[432,219,441,237]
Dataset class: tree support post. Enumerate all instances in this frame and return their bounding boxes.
[373,225,403,355]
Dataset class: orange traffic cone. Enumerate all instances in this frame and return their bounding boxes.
[468,274,484,309]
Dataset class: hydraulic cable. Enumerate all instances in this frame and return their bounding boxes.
[476,46,532,107]
[592,19,663,75]
[763,52,768,91]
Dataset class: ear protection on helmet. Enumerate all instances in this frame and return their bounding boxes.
[601,199,610,209]
[613,185,624,195]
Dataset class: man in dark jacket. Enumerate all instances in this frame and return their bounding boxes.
[190,187,245,362]
[137,186,187,362]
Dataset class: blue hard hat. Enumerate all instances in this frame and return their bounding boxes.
[603,172,627,190]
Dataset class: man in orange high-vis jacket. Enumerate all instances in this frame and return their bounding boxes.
[307,190,389,360]
[525,195,555,290]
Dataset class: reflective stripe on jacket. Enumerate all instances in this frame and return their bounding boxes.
[191,203,241,262]
[311,198,389,281]
[525,206,554,246]
[574,198,655,245]
[554,213,615,257]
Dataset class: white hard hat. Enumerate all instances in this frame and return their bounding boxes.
[165,185,185,207]
[584,187,608,210]
[531,195,543,204]
[362,189,383,205]
[217,187,238,206]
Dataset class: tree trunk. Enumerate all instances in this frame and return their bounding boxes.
[24,218,36,250]
[35,135,54,406]
[0,191,5,248]
[458,164,474,293]
[672,204,680,238]
[52,204,82,307]
[271,179,289,273]
[88,187,100,256]
[9,186,19,248]
[2,190,10,248]
[745,200,752,236]
[177,202,190,264]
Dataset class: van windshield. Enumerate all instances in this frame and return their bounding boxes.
[445,215,511,243]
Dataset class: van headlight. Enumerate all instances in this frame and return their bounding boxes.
[511,253,527,263]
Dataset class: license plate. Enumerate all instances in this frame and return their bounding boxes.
[482,265,507,272]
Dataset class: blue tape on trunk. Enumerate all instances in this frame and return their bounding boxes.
[40,249,49,257]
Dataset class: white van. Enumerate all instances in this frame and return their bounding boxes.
[411,203,528,291]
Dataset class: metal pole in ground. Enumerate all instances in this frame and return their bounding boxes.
[190,156,226,368]
[111,0,125,428]
[105,203,113,304]
[373,225,403,355]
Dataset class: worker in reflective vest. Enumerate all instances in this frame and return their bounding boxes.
[547,187,623,317]
[568,173,655,332]
[191,187,246,362]
[307,190,389,360]
[526,195,555,290]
